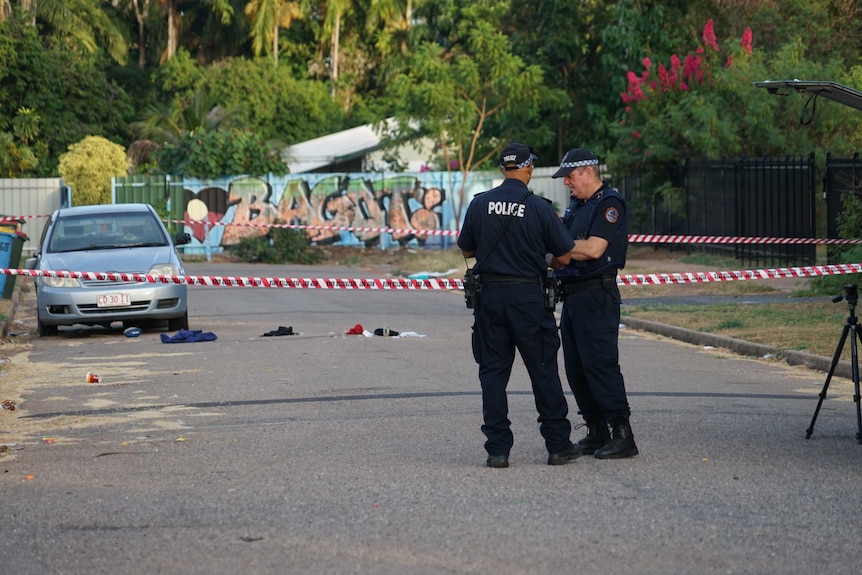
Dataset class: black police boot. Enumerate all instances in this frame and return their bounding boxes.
[486,455,509,468]
[594,419,638,459]
[576,419,611,455]
[547,443,582,466]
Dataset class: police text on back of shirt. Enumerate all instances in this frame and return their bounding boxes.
[487,201,526,217]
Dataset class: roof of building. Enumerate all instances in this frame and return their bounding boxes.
[281,119,397,173]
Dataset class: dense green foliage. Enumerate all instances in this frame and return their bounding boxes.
[155,130,289,178]
[4,0,862,200]
[0,11,134,176]
[388,0,568,223]
[202,58,345,143]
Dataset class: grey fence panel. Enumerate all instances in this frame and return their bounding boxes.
[0,178,68,255]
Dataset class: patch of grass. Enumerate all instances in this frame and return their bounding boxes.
[623,301,849,358]
[679,252,739,268]
[713,319,746,330]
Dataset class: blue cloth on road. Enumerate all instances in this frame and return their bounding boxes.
[160,329,217,343]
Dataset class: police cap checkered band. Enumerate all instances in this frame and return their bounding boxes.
[552,148,599,178]
[499,142,537,171]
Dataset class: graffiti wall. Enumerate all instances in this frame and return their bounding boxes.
[175,171,494,253]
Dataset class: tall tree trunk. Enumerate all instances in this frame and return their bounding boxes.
[330,12,340,98]
[402,0,412,54]
[166,0,178,61]
[132,0,150,68]
[22,0,36,25]
[272,20,278,64]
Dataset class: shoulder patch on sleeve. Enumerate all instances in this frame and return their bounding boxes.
[604,206,619,224]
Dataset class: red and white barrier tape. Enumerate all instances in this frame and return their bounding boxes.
[0,215,48,222]
[5,214,862,246]
[627,234,862,245]
[5,262,862,289]
[168,218,862,245]
[4,268,460,290]
[618,263,862,286]
[164,219,460,237]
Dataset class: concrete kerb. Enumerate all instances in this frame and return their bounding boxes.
[623,316,850,380]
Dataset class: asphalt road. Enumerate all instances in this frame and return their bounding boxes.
[1,262,861,575]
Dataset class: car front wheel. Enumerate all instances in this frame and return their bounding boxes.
[168,312,189,332]
[38,320,58,337]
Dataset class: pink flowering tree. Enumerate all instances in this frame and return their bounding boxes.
[607,19,862,213]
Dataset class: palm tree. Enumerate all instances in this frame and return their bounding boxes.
[128,87,245,173]
[156,0,233,62]
[12,0,128,63]
[367,0,412,55]
[131,88,245,145]
[245,0,302,64]
[322,0,350,98]
[365,0,415,89]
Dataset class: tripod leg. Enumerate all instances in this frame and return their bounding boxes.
[807,324,850,439]
[854,326,862,444]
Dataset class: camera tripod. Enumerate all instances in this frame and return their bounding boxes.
[806,284,862,444]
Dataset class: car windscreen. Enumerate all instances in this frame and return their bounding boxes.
[47,212,169,253]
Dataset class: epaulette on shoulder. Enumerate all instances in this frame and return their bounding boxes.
[538,196,553,205]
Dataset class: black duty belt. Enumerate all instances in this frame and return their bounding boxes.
[481,273,540,284]
[559,275,617,294]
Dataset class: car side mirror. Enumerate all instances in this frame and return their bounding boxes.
[24,256,37,270]
[175,232,192,246]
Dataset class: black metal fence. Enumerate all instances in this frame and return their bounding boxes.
[616,155,817,267]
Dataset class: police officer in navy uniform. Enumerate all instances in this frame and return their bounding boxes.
[551,148,638,459]
[458,142,581,468]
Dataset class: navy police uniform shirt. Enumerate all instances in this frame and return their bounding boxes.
[557,183,628,281]
[458,178,573,277]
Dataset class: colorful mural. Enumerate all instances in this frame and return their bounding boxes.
[176,173,467,252]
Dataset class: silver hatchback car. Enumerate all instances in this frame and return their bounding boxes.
[27,203,192,337]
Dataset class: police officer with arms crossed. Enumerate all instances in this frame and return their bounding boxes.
[458,142,582,468]
[551,147,638,459]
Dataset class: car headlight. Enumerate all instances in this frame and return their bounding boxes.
[148,264,181,277]
[42,275,82,288]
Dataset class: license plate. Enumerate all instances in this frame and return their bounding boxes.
[97,293,131,308]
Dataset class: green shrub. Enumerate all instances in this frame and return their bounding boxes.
[58,136,130,205]
[228,226,324,265]
[811,190,862,294]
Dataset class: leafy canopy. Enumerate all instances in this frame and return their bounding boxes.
[155,130,289,179]
[388,0,566,224]
[608,20,862,188]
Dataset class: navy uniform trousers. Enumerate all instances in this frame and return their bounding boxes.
[559,283,631,423]
[470,281,572,456]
